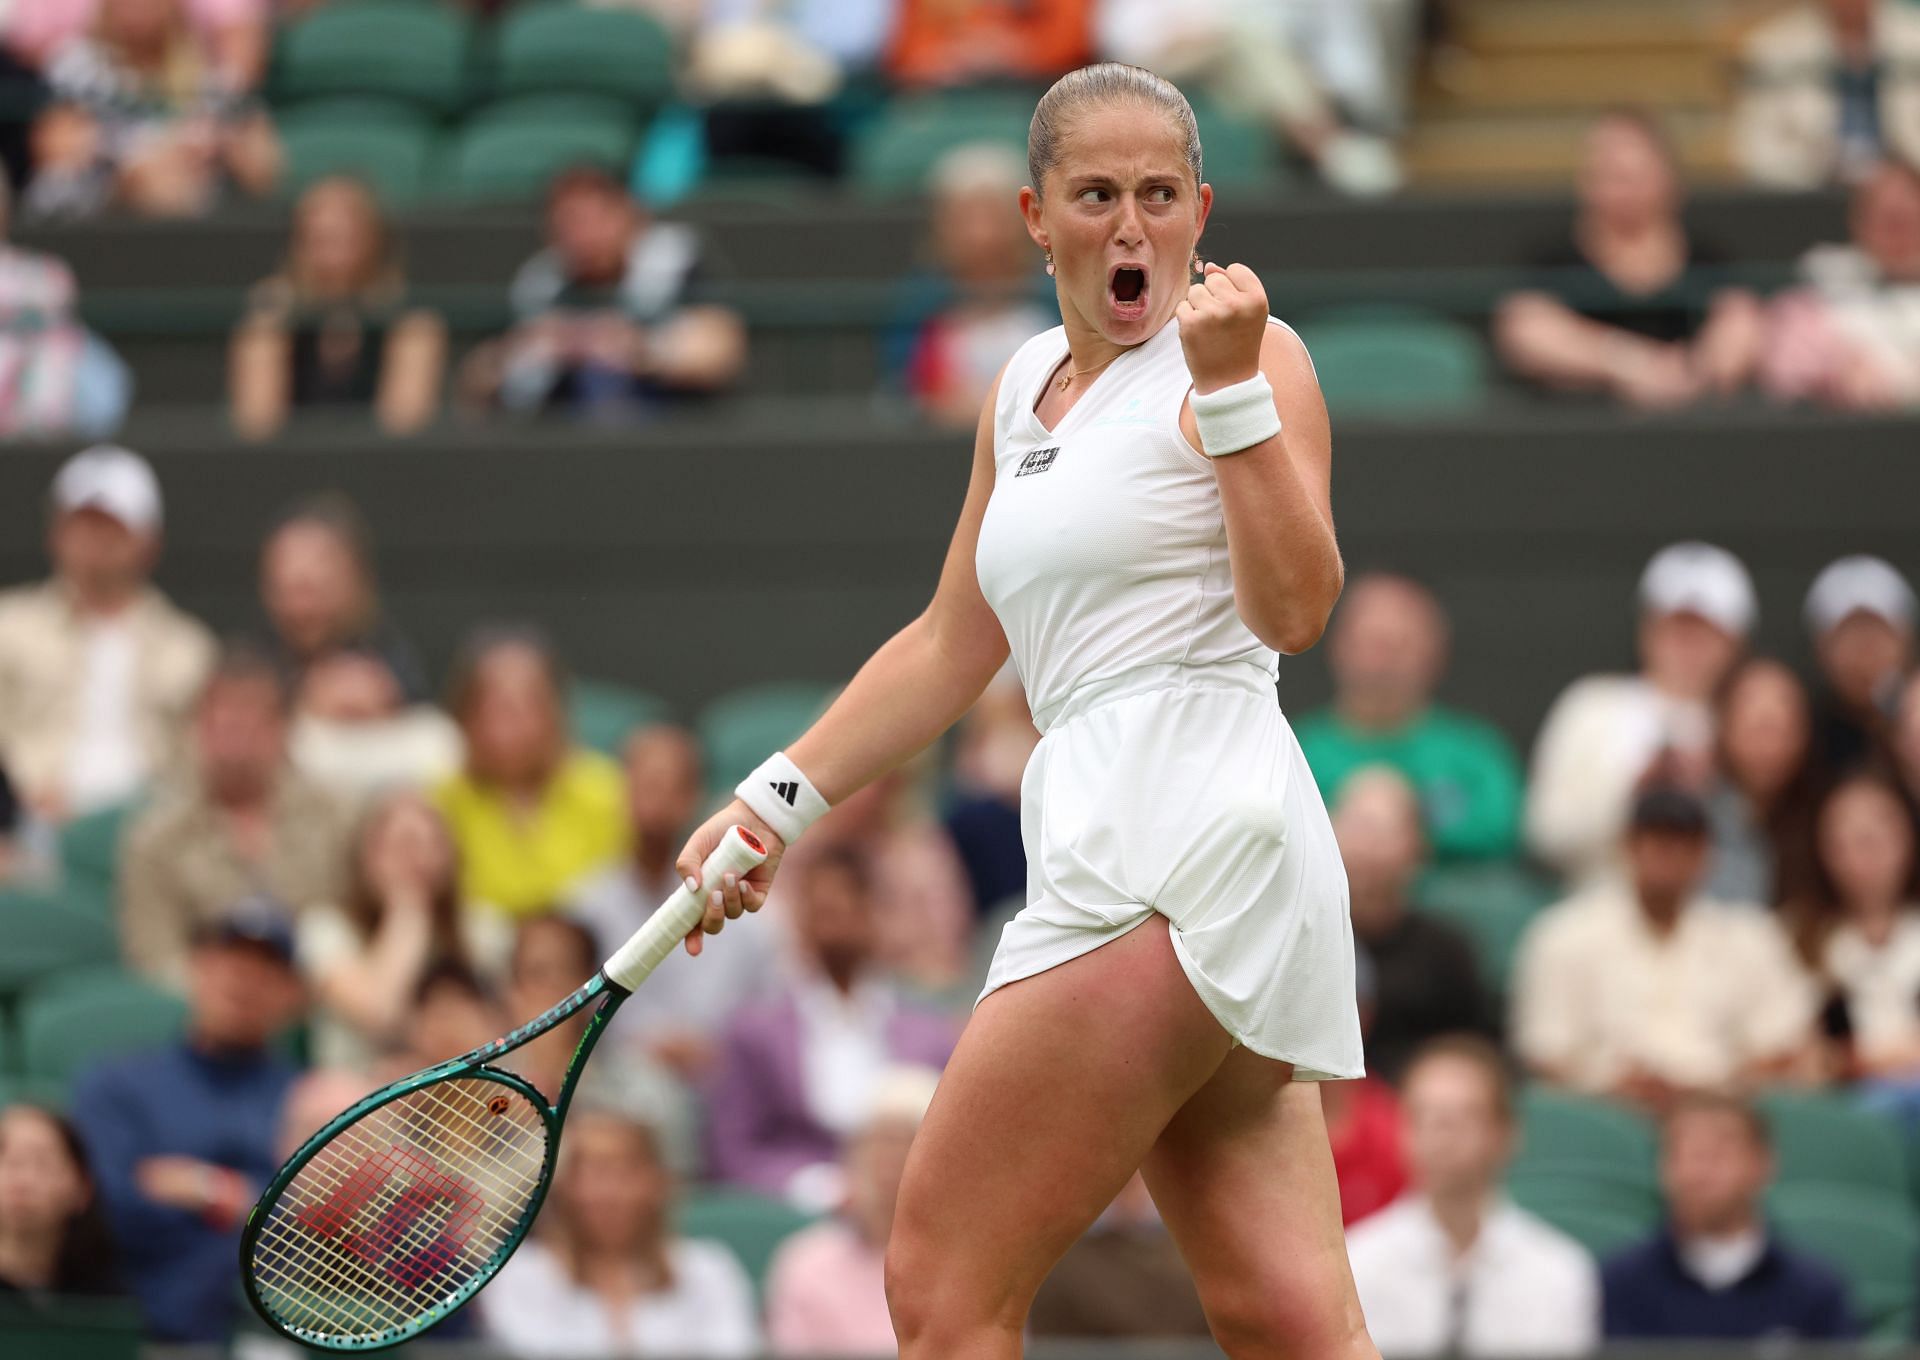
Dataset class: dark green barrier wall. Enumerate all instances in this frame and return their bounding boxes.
[0,404,1912,744]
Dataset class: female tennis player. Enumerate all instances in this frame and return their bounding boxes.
[677,63,1377,1359]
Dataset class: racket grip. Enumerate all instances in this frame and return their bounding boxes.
[601,825,769,992]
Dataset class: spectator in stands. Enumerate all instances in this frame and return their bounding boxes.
[887,0,1090,89]
[1604,1093,1856,1340]
[70,902,304,1342]
[1527,541,1756,887]
[1346,1036,1600,1357]
[0,178,131,438]
[387,958,500,1079]
[1702,657,1820,909]
[765,1066,940,1356]
[25,0,278,219]
[436,627,628,918]
[260,499,458,798]
[297,790,509,1071]
[7,0,267,95]
[572,725,778,1085]
[121,644,352,989]
[1761,160,1920,410]
[0,1103,122,1297]
[1095,0,1403,195]
[942,662,1036,919]
[1514,785,1816,1108]
[1804,553,1916,781]
[1324,949,1408,1226]
[1496,110,1762,409]
[1797,776,1920,1095]
[1333,767,1498,1080]
[705,846,956,1210]
[1735,0,1920,189]
[1027,1172,1212,1339]
[458,167,746,421]
[890,143,1057,430]
[480,1091,760,1357]
[1296,573,1522,862]
[0,446,213,824]
[230,177,446,439]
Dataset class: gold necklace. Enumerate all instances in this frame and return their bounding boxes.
[1056,354,1117,391]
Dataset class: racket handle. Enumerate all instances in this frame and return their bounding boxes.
[601,825,769,992]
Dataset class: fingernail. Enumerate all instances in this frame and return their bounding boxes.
[724,873,736,889]
[710,889,722,908]
[685,876,700,894]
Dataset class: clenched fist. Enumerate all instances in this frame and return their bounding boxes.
[1176,261,1270,395]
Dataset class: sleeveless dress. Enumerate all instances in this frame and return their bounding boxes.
[972,315,1363,1081]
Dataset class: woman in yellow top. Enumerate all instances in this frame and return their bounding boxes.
[435,628,628,917]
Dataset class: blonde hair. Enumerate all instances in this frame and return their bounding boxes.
[1028,62,1202,197]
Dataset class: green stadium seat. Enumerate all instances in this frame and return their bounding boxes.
[1413,860,1558,993]
[1757,1090,1909,1196]
[852,93,1035,195]
[1770,1183,1920,1337]
[0,886,119,993]
[1515,1198,1651,1262]
[58,800,136,903]
[677,1187,819,1294]
[276,100,437,204]
[1513,1087,1657,1187]
[440,97,640,201]
[0,1074,72,1111]
[0,1293,144,1359]
[18,968,189,1092]
[569,678,674,758]
[1189,98,1280,190]
[272,1,474,115]
[490,5,674,110]
[696,681,837,799]
[1506,1164,1661,1224]
[1296,307,1489,415]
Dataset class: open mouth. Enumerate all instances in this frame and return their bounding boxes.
[1109,265,1148,318]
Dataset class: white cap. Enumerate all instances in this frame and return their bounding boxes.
[1805,555,1917,636]
[1638,541,1757,636]
[50,445,162,534]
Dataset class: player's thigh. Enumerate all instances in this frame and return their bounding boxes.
[886,914,1233,1327]
[1142,1049,1377,1360]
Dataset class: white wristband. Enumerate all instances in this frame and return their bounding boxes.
[736,752,829,845]
[1191,373,1281,457]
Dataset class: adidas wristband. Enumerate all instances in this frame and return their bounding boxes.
[736,751,829,845]
[1191,372,1281,458]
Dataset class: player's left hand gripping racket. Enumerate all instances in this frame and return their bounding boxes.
[239,825,768,1351]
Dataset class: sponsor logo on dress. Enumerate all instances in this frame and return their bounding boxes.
[1015,445,1060,477]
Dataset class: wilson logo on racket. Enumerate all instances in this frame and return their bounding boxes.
[295,1143,485,1290]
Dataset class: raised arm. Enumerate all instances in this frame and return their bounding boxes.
[673,371,1012,943]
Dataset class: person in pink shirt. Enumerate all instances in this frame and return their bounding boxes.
[764,1068,940,1358]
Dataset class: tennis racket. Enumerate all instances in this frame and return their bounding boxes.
[239,824,769,1351]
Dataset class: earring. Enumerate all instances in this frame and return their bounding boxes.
[1191,253,1203,279]
[1044,247,1055,277]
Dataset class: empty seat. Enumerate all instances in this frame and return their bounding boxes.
[1513,1087,1657,1188]
[570,678,675,757]
[0,887,119,993]
[277,100,438,204]
[677,1187,818,1295]
[273,1,474,115]
[19,968,189,1091]
[1189,98,1281,190]
[852,93,1035,195]
[1770,1183,1920,1336]
[440,97,639,200]
[57,800,136,903]
[491,4,674,110]
[1758,1090,1909,1196]
[1296,307,1490,415]
[1415,860,1558,994]
[696,681,837,798]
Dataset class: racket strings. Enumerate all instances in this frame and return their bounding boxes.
[250,1076,549,1340]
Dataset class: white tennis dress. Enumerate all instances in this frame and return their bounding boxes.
[972,314,1363,1081]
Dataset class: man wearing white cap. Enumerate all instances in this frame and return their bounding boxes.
[1526,541,1757,887]
[1804,553,1916,778]
[0,446,213,820]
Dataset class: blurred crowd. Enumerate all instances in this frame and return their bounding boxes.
[0,0,1912,442]
[0,434,1916,1353]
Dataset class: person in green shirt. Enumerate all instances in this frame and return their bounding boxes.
[1294,573,1523,862]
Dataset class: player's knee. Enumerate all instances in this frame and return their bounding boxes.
[1202,1277,1376,1360]
[884,1229,1022,1353]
